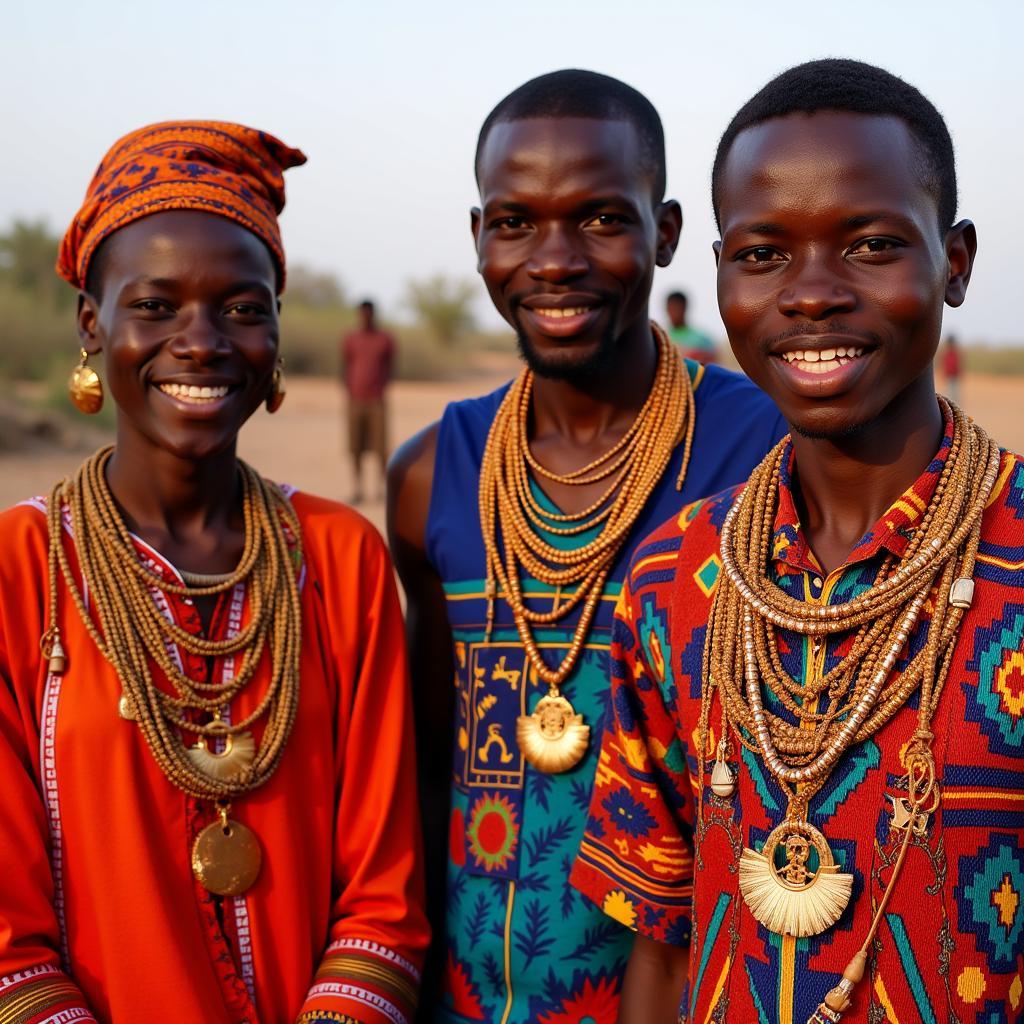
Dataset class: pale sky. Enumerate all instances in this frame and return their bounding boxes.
[3,0,1021,343]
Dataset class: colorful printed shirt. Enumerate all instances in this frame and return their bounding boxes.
[0,489,427,1024]
[572,418,1024,1024]
[425,361,786,1023]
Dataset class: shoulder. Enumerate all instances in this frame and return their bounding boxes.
[0,498,50,552]
[981,448,1024,536]
[287,490,389,564]
[693,362,775,413]
[626,483,742,594]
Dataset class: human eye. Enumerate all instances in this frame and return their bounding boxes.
[131,298,173,316]
[584,212,630,230]
[225,301,270,319]
[846,236,905,257]
[491,215,530,231]
[735,246,786,264]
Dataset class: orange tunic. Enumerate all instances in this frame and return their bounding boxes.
[0,489,427,1024]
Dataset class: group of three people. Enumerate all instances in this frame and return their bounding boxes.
[0,56,1019,1024]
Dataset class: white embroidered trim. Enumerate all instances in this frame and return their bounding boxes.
[305,982,406,1024]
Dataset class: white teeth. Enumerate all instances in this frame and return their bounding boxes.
[534,306,590,319]
[779,347,866,373]
[158,383,230,402]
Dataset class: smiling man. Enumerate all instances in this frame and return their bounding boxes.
[387,70,785,1023]
[572,60,1024,1023]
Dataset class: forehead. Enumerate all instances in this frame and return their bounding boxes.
[477,117,649,202]
[718,111,937,230]
[99,210,276,284]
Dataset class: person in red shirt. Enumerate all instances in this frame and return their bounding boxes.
[573,59,1022,1024]
[342,300,396,504]
[942,333,963,403]
[0,122,427,1024]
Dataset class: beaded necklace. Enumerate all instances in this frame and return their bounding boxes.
[479,323,695,772]
[696,400,1000,1021]
[39,447,304,895]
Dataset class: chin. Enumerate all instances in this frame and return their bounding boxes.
[516,330,617,382]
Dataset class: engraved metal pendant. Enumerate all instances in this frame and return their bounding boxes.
[516,693,589,774]
[191,812,262,896]
[738,818,853,937]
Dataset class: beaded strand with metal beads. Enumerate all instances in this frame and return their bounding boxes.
[478,323,695,687]
[40,447,303,801]
[698,399,999,798]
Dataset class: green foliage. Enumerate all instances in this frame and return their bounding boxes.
[404,273,478,346]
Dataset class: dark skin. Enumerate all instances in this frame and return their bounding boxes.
[622,110,976,1021]
[387,116,683,1013]
[77,210,281,628]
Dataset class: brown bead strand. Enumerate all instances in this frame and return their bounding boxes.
[41,447,303,801]
[479,324,695,688]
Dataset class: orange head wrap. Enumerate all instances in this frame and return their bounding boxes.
[58,120,306,292]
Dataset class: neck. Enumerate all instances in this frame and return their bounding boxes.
[530,315,657,445]
[789,375,944,575]
[106,431,241,541]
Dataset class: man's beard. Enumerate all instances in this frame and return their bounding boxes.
[514,311,619,383]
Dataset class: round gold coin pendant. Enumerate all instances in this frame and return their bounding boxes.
[738,818,853,937]
[191,818,262,896]
[516,693,590,774]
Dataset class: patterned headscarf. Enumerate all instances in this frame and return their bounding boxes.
[58,121,306,292]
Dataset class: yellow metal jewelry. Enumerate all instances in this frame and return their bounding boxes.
[480,324,695,773]
[266,357,286,413]
[42,447,304,895]
[68,347,103,414]
[698,400,1000,952]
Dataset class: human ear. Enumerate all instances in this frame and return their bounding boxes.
[944,219,977,308]
[712,240,722,267]
[76,292,103,355]
[470,207,483,271]
[655,200,683,267]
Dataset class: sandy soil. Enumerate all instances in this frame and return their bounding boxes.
[1,371,1020,535]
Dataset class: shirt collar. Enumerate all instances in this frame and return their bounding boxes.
[771,407,955,574]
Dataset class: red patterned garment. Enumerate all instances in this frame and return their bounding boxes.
[0,492,427,1024]
[572,416,1024,1023]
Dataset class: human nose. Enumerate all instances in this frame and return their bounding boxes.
[167,308,232,363]
[776,260,856,320]
[525,225,588,283]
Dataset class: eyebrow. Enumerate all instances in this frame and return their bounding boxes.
[844,212,918,232]
[736,222,786,236]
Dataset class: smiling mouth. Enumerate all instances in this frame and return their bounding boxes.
[157,383,232,403]
[531,306,594,320]
[778,346,868,375]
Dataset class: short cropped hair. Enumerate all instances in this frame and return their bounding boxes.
[476,69,667,202]
[359,299,374,312]
[666,291,687,305]
[711,59,957,230]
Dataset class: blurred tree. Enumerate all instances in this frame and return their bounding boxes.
[285,263,347,308]
[405,274,477,346]
[0,219,69,310]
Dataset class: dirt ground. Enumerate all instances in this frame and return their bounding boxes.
[0,370,1020,535]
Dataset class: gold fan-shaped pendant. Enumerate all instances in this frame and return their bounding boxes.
[516,693,590,774]
[738,819,853,937]
[188,729,256,781]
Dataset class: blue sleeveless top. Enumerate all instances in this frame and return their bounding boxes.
[426,362,785,1024]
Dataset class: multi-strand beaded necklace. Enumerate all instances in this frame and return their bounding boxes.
[40,447,303,895]
[697,400,1001,1021]
[479,323,694,773]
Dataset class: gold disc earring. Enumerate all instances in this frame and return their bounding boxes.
[68,348,103,414]
[266,359,285,413]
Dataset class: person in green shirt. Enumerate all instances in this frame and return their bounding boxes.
[666,290,717,363]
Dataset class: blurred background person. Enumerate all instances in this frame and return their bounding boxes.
[341,299,395,504]
[665,289,717,364]
[942,333,962,404]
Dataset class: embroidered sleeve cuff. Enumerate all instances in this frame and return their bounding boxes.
[0,965,96,1023]
[295,938,420,1024]
[570,839,694,947]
